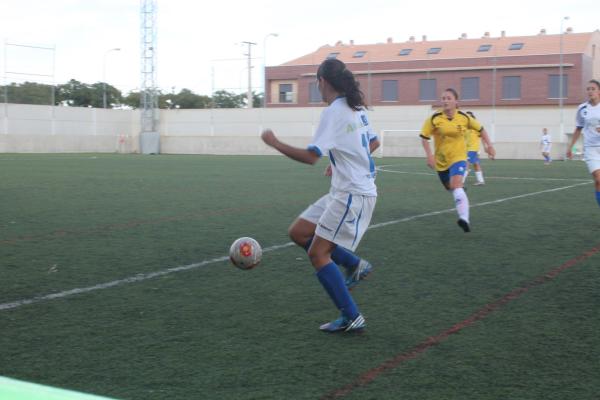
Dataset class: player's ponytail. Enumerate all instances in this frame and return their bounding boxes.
[317,58,366,111]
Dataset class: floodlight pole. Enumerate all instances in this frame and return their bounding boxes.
[559,16,569,139]
[242,41,256,109]
[102,48,120,109]
[263,33,278,108]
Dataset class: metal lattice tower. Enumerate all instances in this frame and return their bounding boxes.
[140,0,159,153]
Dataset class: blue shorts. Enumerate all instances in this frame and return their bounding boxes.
[467,151,479,164]
[437,160,467,185]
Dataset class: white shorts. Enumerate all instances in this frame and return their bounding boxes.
[299,192,376,251]
[584,147,600,173]
[541,145,551,153]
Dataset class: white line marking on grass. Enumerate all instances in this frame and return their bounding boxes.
[0,182,592,312]
[376,167,592,182]
[0,242,295,311]
[369,181,592,230]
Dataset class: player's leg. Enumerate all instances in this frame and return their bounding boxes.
[592,169,600,208]
[309,236,364,332]
[448,161,470,232]
[292,197,371,288]
[311,193,376,332]
[586,153,600,208]
[473,161,485,185]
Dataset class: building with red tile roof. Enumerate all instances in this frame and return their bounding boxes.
[265,30,600,108]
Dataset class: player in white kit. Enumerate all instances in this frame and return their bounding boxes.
[540,128,552,164]
[567,79,600,208]
[261,58,378,333]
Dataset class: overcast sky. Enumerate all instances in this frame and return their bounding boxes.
[1,0,597,96]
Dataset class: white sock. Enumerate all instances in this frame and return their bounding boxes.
[462,169,470,183]
[475,171,484,183]
[452,188,470,222]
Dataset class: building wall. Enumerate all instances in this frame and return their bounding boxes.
[0,103,582,160]
[266,53,587,107]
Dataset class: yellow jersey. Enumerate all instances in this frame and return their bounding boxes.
[420,110,483,171]
[466,128,482,152]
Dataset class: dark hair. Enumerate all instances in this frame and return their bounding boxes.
[317,58,366,111]
[589,79,600,89]
[466,111,475,118]
[444,88,459,100]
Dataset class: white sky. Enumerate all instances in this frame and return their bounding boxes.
[0,0,598,96]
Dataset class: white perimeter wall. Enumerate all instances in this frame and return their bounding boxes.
[0,103,581,159]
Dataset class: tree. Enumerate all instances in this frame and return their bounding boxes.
[212,90,245,108]
[1,82,55,105]
[55,79,121,108]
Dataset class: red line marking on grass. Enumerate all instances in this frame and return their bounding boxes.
[321,243,600,399]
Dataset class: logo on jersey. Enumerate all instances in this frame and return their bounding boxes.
[360,114,369,126]
[318,222,333,232]
[346,123,357,133]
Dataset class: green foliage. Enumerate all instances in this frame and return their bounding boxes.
[2,81,260,109]
[1,81,55,105]
[1,155,599,400]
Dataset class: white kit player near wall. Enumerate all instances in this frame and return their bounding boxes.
[567,79,600,208]
[540,128,552,165]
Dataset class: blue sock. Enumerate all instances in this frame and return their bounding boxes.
[316,262,359,320]
[332,246,360,270]
[596,191,600,207]
[303,236,359,270]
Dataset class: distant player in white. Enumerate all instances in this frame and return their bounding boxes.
[540,128,552,164]
[261,58,379,333]
[567,79,600,208]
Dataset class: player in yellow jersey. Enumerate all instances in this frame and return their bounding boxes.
[463,111,486,185]
[420,89,495,232]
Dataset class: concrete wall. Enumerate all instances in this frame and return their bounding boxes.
[0,103,580,159]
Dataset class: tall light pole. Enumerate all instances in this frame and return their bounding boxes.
[559,16,569,138]
[242,41,257,109]
[102,47,120,109]
[263,33,278,108]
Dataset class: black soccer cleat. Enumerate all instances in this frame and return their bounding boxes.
[457,219,471,233]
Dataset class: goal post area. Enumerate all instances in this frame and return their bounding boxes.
[374,129,422,158]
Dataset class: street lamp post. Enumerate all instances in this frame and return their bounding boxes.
[103,48,121,109]
[559,16,569,138]
[263,33,278,108]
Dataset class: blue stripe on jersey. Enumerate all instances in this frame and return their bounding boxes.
[333,194,352,240]
[361,134,376,178]
[307,145,322,157]
[351,197,365,249]
[328,150,336,166]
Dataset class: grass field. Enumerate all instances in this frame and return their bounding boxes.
[1,154,599,400]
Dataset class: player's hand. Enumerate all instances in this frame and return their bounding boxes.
[486,145,496,160]
[566,149,573,159]
[261,129,278,147]
[426,155,435,169]
[324,164,332,176]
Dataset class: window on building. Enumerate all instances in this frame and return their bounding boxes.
[477,44,492,52]
[399,48,412,56]
[548,74,568,99]
[508,42,524,50]
[353,51,367,58]
[427,47,441,54]
[279,83,294,103]
[382,80,398,101]
[326,52,339,59]
[419,79,437,101]
[461,77,480,100]
[502,76,521,99]
[308,81,321,103]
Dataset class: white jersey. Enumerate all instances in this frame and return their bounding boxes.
[541,134,552,151]
[575,101,600,148]
[308,97,377,196]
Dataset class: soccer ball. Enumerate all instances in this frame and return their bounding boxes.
[229,237,262,270]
